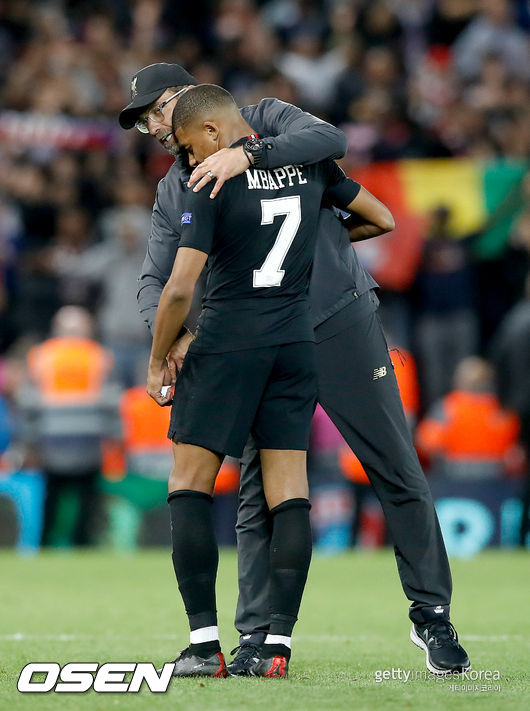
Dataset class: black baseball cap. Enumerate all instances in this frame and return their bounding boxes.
[119,63,198,129]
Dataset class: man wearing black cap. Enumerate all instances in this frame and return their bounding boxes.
[120,63,197,153]
[119,64,470,678]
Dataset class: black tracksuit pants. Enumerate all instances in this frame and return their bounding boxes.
[234,300,452,640]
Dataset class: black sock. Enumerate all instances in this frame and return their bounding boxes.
[268,498,312,638]
[262,643,292,660]
[168,490,219,637]
[189,640,221,657]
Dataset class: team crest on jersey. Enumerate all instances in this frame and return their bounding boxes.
[181,212,193,225]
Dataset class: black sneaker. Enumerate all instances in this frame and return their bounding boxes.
[227,644,261,676]
[410,620,471,674]
[169,647,228,678]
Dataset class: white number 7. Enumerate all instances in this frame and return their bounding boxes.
[253,195,301,287]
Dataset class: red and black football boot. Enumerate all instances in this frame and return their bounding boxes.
[250,648,289,678]
[168,647,228,677]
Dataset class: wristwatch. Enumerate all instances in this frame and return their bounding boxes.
[243,137,265,168]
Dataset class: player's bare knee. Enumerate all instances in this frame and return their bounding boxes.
[265,484,308,510]
[168,442,221,494]
[168,463,215,495]
[260,449,308,508]
[263,471,309,509]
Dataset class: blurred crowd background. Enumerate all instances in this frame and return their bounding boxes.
[0,0,529,555]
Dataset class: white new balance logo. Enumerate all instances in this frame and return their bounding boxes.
[434,606,445,614]
[373,366,387,380]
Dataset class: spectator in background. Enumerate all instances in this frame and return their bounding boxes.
[408,45,458,132]
[465,52,514,114]
[53,186,152,388]
[452,0,530,81]
[413,205,478,407]
[503,206,530,309]
[23,306,119,546]
[330,35,365,125]
[416,356,520,481]
[102,384,239,549]
[0,351,33,472]
[0,349,45,552]
[47,206,96,306]
[277,28,347,112]
[0,195,21,352]
[102,382,175,550]
[474,169,530,344]
[491,276,530,545]
[47,153,82,212]
[426,0,477,48]
[8,162,58,339]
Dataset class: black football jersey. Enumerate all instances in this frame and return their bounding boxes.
[178,145,360,353]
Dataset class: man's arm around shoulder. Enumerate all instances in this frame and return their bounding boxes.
[243,97,347,169]
[188,98,348,195]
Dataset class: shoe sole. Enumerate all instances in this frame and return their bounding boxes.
[171,668,228,678]
[409,625,471,675]
[171,667,228,678]
[249,669,288,678]
[172,672,227,677]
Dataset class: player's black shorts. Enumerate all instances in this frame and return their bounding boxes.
[168,341,317,458]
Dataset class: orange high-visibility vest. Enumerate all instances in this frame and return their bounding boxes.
[120,385,171,452]
[119,385,239,494]
[416,391,520,461]
[27,337,111,405]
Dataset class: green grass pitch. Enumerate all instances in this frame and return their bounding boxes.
[0,548,528,710]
